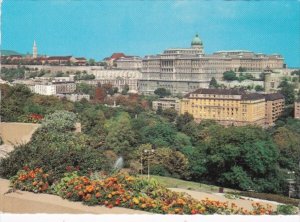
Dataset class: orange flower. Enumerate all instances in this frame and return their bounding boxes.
[95,192,101,198]
[85,185,94,193]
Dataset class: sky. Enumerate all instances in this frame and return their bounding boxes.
[1,0,300,67]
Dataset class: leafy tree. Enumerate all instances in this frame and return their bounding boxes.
[223,71,237,81]
[161,108,177,122]
[105,113,136,161]
[42,110,77,132]
[151,147,190,179]
[255,85,264,91]
[278,80,295,104]
[238,67,247,72]
[176,112,194,131]
[88,58,96,66]
[209,77,219,88]
[154,88,171,98]
[121,84,130,95]
[141,122,177,147]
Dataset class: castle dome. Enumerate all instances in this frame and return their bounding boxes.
[191,34,202,46]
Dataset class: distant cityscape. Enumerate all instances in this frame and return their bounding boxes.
[1,34,299,127]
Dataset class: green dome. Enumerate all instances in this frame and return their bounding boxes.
[191,34,202,46]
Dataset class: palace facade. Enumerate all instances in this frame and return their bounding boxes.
[139,34,284,95]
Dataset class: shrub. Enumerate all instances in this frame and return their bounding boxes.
[42,110,77,132]
[238,191,299,207]
[10,167,51,193]
[276,205,299,215]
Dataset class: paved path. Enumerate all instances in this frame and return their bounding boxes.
[0,178,148,214]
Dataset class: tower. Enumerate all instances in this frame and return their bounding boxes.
[33,40,38,58]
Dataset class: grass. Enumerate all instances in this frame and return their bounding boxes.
[141,175,238,193]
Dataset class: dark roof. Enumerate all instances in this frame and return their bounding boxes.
[187,88,246,96]
[47,56,72,60]
[185,88,265,100]
[264,93,285,101]
[242,93,265,100]
[75,57,87,61]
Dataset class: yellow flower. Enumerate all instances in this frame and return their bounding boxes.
[133,197,139,204]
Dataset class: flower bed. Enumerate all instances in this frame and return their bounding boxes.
[10,168,276,215]
[10,167,50,193]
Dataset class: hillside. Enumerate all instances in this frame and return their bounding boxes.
[1,50,23,56]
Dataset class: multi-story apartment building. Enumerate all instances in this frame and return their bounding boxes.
[180,88,266,127]
[140,34,284,95]
[264,93,285,126]
[295,99,300,119]
[152,98,180,113]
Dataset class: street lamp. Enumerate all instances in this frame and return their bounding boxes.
[144,149,155,181]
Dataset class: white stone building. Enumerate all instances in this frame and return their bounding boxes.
[140,34,284,95]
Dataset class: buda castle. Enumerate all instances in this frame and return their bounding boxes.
[140,34,284,95]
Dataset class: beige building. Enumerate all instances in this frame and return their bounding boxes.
[140,34,284,95]
[86,70,142,93]
[264,93,285,126]
[295,99,300,119]
[180,88,266,127]
[152,98,180,113]
[115,56,142,70]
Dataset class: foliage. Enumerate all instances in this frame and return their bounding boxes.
[154,88,171,98]
[161,108,178,122]
[42,110,77,132]
[176,112,194,131]
[105,112,136,160]
[223,71,237,81]
[209,77,219,88]
[141,122,177,147]
[276,205,299,215]
[10,167,50,193]
[75,83,95,97]
[122,84,130,95]
[239,191,300,207]
[255,85,264,91]
[278,80,296,104]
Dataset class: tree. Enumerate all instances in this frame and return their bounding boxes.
[238,67,247,72]
[154,88,171,98]
[176,112,194,131]
[122,84,129,95]
[42,110,77,132]
[141,122,177,147]
[209,77,219,88]
[88,59,96,66]
[161,108,178,122]
[255,85,264,92]
[278,80,295,104]
[152,147,190,179]
[105,113,137,162]
[223,71,237,81]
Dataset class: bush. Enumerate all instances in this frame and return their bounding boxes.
[239,191,299,207]
[276,205,299,215]
[42,110,77,132]
[10,167,51,193]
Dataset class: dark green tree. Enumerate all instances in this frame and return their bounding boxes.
[223,71,238,81]
[209,77,219,88]
[278,80,295,104]
[154,88,171,98]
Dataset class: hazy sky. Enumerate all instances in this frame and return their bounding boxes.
[2,0,300,66]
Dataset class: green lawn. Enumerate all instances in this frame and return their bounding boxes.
[141,175,238,193]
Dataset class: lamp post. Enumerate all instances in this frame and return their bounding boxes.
[144,149,155,181]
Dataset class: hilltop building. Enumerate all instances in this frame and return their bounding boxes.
[140,34,284,95]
